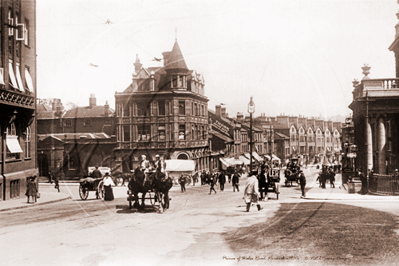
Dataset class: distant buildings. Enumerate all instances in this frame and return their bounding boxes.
[37,95,115,178]
[37,39,343,180]
[114,41,209,172]
[0,1,37,200]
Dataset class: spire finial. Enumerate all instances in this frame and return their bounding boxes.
[175,27,177,41]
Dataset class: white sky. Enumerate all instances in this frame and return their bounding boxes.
[37,0,398,119]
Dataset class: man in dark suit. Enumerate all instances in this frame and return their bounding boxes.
[92,167,102,179]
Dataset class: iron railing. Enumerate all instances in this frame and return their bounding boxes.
[368,174,399,195]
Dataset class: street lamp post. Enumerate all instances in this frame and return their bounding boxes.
[269,125,273,167]
[248,96,255,173]
[305,133,308,168]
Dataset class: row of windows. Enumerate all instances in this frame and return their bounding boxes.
[63,119,112,127]
[117,100,208,117]
[118,124,208,142]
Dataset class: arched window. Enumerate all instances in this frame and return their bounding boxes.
[177,153,188,160]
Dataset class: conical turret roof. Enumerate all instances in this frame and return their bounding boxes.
[165,40,188,71]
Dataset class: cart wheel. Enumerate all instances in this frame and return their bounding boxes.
[97,181,104,200]
[79,185,89,200]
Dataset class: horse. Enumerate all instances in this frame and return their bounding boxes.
[152,170,173,213]
[128,167,155,210]
[128,167,173,213]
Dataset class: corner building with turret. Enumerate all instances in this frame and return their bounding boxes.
[114,40,209,172]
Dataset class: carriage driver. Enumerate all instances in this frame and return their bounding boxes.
[139,155,151,173]
[154,155,166,173]
[139,155,152,186]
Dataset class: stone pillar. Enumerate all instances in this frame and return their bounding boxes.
[366,120,373,172]
[378,118,386,174]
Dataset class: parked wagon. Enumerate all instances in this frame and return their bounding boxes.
[78,177,104,200]
[267,168,281,199]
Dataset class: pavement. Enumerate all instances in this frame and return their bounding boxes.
[2,171,399,212]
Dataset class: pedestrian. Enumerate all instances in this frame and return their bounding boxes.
[244,170,262,212]
[218,171,226,191]
[258,167,268,201]
[103,173,115,201]
[48,170,53,184]
[232,171,240,192]
[209,174,217,194]
[53,172,60,192]
[25,176,38,203]
[329,168,336,188]
[92,166,102,179]
[179,174,186,192]
[299,170,306,198]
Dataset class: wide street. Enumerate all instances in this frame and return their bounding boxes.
[3,167,399,266]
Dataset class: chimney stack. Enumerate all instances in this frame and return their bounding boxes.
[215,105,221,116]
[221,107,226,118]
[237,112,244,123]
[89,94,96,108]
[104,101,109,117]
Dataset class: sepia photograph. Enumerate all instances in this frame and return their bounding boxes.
[1,0,399,265]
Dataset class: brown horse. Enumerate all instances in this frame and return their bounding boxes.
[128,167,173,212]
[152,171,173,212]
[128,167,155,210]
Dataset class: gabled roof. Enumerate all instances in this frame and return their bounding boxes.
[274,131,289,140]
[64,106,114,118]
[210,130,233,143]
[37,103,59,120]
[241,122,263,132]
[165,41,188,71]
[37,110,58,120]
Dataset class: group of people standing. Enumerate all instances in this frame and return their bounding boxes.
[91,167,115,201]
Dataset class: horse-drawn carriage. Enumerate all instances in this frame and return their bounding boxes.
[127,169,172,213]
[78,167,112,200]
[266,168,281,199]
[79,177,104,200]
[284,157,301,187]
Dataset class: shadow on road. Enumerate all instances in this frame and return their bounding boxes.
[115,204,159,214]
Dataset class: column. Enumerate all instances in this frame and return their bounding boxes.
[378,118,386,174]
[366,120,373,172]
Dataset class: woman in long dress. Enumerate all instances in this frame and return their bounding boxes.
[103,173,115,201]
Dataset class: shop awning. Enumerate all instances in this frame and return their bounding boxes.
[239,155,250,165]
[272,154,280,162]
[252,152,263,161]
[8,62,20,90]
[0,68,4,85]
[16,65,24,91]
[244,153,259,162]
[6,135,22,153]
[25,69,34,92]
[220,157,243,167]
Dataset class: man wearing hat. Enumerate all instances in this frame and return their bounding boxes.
[243,170,262,212]
[298,169,306,198]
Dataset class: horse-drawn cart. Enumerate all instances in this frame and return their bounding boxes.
[127,169,173,213]
[79,177,104,200]
[267,168,281,199]
[284,157,300,187]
